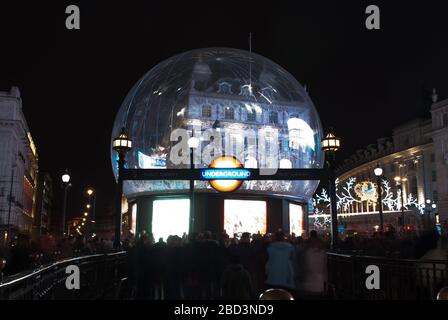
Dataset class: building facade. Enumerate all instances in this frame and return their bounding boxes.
[34,172,54,235]
[311,92,447,234]
[0,87,39,240]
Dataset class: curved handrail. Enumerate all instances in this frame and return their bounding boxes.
[0,251,126,288]
[327,252,448,264]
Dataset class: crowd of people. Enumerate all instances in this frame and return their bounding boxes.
[126,229,329,300]
[0,231,114,276]
[1,226,445,300]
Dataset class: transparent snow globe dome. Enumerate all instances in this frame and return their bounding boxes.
[112,48,324,201]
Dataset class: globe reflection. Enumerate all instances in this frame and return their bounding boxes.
[111,47,324,201]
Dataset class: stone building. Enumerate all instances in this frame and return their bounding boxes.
[311,90,447,233]
[0,87,39,240]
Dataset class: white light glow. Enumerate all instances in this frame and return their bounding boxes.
[62,174,70,183]
[211,158,240,191]
[131,203,137,235]
[152,199,190,242]
[188,136,200,149]
[280,159,293,169]
[287,118,315,150]
[224,199,266,236]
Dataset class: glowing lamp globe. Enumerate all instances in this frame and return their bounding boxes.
[62,171,70,184]
[187,136,200,149]
[374,167,383,177]
[111,48,324,201]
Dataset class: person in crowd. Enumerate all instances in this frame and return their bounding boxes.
[302,230,327,297]
[265,230,297,293]
[220,264,253,300]
[4,234,33,275]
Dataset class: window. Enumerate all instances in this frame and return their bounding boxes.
[443,114,448,127]
[247,110,256,122]
[202,105,212,118]
[430,153,435,163]
[433,190,439,203]
[432,170,437,182]
[269,111,278,124]
[225,107,234,120]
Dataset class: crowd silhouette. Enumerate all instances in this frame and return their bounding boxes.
[0,225,445,300]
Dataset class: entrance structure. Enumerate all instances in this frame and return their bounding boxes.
[110,48,339,248]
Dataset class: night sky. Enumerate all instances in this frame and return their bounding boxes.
[1,1,447,221]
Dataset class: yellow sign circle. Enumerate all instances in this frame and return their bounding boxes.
[209,156,244,193]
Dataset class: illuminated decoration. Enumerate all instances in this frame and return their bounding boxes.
[354,181,377,202]
[111,48,324,200]
[152,199,190,241]
[289,203,304,236]
[224,199,267,236]
[207,156,246,193]
[311,177,425,228]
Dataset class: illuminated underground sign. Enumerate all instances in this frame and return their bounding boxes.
[201,168,251,180]
[206,156,247,193]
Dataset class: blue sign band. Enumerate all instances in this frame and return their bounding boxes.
[201,168,251,180]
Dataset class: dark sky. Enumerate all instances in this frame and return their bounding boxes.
[1,0,447,220]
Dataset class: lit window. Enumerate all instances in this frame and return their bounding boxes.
[202,105,212,118]
[225,107,234,120]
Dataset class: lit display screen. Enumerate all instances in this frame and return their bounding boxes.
[131,203,137,235]
[224,199,267,236]
[152,199,190,241]
[289,203,304,236]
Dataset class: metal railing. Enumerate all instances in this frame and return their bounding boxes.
[0,251,127,300]
[327,252,448,300]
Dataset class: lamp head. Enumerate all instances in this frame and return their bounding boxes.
[62,169,70,183]
[188,136,200,149]
[321,128,341,153]
[112,127,132,156]
[374,167,383,177]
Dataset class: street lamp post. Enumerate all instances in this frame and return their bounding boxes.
[424,200,437,230]
[187,132,200,234]
[87,188,96,235]
[112,128,132,250]
[61,170,71,238]
[321,128,341,249]
[374,166,384,233]
[394,176,406,228]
